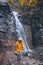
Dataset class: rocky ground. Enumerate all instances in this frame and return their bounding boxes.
[0,47,43,65]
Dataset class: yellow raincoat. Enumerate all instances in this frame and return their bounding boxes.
[15,41,23,52]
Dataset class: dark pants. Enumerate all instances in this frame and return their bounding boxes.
[17,52,21,61]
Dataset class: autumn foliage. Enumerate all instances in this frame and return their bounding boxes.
[19,0,38,7]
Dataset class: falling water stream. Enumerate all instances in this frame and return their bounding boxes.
[12,11,32,53]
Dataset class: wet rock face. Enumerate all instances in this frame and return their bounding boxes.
[0,3,10,41]
[31,1,43,47]
[0,3,17,53]
[0,3,14,52]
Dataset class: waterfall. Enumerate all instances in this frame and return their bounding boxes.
[12,11,32,53]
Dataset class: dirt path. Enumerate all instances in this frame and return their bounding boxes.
[0,47,43,65]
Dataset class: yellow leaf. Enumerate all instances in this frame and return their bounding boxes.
[19,0,26,5]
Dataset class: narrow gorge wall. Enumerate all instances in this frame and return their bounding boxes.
[23,24,32,48]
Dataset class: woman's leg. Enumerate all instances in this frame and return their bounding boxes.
[17,52,21,61]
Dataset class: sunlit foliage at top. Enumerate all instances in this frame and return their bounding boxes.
[19,0,38,7]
